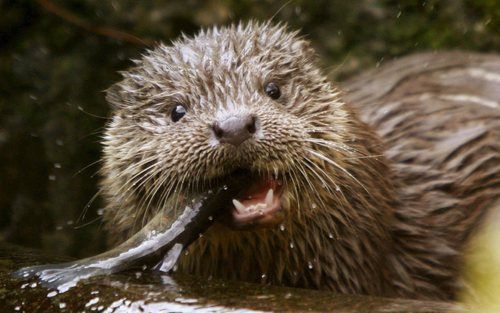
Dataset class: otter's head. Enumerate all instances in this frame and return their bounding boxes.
[102,22,354,232]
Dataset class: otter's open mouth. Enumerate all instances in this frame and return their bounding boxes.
[223,171,285,229]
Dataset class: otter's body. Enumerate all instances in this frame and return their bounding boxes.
[100,23,500,300]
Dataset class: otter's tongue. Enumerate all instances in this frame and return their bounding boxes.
[230,177,284,228]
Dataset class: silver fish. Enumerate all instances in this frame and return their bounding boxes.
[13,175,247,293]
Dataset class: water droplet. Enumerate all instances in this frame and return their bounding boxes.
[279,224,285,231]
[30,282,37,288]
[208,216,213,221]
[90,290,99,295]
[335,186,341,192]
[284,292,292,299]
[66,220,74,225]
[397,11,402,18]
[48,175,56,181]
[21,283,29,289]
[328,233,334,239]
[311,203,317,209]
[14,306,20,311]
[56,139,64,146]
[135,272,142,279]
[223,185,228,190]
[85,297,99,307]
[198,233,204,238]
[97,208,104,216]
[47,291,57,298]
[53,163,61,169]
[261,273,267,279]
[59,303,66,309]
[142,265,147,271]
[289,242,294,249]
[308,262,313,269]
[174,297,198,304]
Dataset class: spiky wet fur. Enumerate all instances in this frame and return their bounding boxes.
[100,22,500,300]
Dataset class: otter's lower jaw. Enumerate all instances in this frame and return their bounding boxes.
[221,172,286,230]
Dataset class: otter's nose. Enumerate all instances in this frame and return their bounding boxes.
[212,115,257,146]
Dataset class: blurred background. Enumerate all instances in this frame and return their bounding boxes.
[1,0,499,258]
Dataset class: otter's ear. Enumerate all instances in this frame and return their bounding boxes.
[291,38,315,59]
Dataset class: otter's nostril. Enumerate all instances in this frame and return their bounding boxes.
[246,116,257,134]
[212,123,224,138]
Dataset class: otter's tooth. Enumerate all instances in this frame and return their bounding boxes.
[232,199,246,213]
[265,188,274,206]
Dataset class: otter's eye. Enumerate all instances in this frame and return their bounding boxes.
[171,104,187,122]
[264,82,281,100]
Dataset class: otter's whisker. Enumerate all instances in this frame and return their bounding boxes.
[73,159,103,177]
[78,189,103,223]
[294,160,328,212]
[306,149,371,197]
[304,138,355,155]
[300,158,336,194]
[114,156,162,196]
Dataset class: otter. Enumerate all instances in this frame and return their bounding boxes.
[100,22,500,300]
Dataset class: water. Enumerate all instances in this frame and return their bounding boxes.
[0,242,464,312]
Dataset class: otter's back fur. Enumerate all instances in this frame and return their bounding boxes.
[345,51,500,298]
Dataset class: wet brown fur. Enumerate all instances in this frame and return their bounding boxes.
[100,22,500,300]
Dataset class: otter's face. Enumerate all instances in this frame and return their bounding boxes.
[103,23,350,229]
